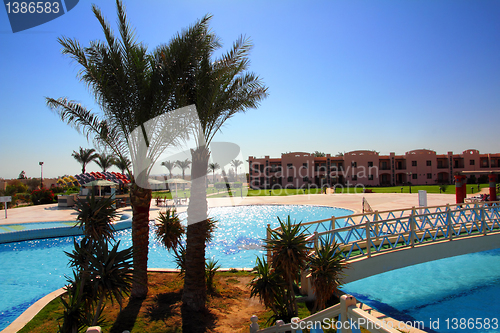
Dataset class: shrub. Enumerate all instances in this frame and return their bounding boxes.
[31,188,55,205]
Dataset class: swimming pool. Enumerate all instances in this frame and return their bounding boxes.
[341,248,500,333]
[0,204,351,331]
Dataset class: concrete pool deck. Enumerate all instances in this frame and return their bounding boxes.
[0,192,458,225]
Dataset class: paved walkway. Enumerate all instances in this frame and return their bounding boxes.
[0,192,458,225]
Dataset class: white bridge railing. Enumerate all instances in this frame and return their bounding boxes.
[270,201,500,261]
[256,201,500,333]
[251,295,401,333]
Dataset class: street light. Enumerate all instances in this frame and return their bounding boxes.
[39,162,44,189]
[406,172,412,194]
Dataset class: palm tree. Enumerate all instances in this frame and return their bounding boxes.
[175,159,191,179]
[208,162,220,183]
[265,216,309,319]
[95,153,117,173]
[114,156,132,175]
[230,159,243,181]
[307,238,346,312]
[249,256,285,317]
[161,160,176,179]
[179,17,268,324]
[155,209,184,251]
[72,147,99,174]
[46,0,210,299]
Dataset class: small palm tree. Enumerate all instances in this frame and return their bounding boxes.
[161,160,176,179]
[249,256,285,317]
[95,153,116,173]
[307,238,346,312]
[265,216,309,318]
[175,159,191,179]
[72,147,99,174]
[208,162,220,183]
[74,193,117,242]
[230,159,243,181]
[155,209,184,251]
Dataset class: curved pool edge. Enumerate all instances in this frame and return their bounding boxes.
[0,215,132,244]
[2,267,255,333]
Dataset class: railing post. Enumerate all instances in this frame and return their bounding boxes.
[482,203,487,235]
[340,295,357,333]
[410,207,416,248]
[314,231,318,249]
[446,204,453,241]
[266,224,271,263]
[249,315,259,333]
[331,216,336,230]
[374,210,379,242]
[365,220,371,257]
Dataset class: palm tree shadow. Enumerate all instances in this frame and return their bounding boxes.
[181,304,216,333]
[109,297,145,333]
[146,291,183,321]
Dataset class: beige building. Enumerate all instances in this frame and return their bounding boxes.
[248,149,500,189]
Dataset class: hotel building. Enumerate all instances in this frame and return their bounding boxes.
[248,149,500,189]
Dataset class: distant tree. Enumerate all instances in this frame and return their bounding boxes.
[230,160,243,181]
[18,171,27,179]
[175,159,191,180]
[335,152,344,157]
[161,161,176,179]
[95,153,117,172]
[114,156,132,175]
[72,147,99,174]
[208,162,220,183]
[313,151,325,157]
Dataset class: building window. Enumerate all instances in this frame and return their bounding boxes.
[412,161,417,167]
[352,175,358,180]
[287,163,293,169]
[412,174,417,180]
[352,162,357,167]
[287,176,293,182]
[368,175,373,180]
[427,173,432,179]
[303,163,308,168]
[368,161,373,167]
[426,160,431,166]
[470,160,475,165]
[303,176,309,182]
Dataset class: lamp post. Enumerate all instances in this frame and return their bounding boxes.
[39,162,44,189]
[406,172,412,194]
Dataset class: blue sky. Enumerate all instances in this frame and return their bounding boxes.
[1,0,499,179]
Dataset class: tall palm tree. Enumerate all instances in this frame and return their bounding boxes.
[46,0,209,299]
[230,159,243,181]
[208,162,220,183]
[72,147,99,174]
[95,153,117,172]
[175,159,191,179]
[161,160,176,179]
[178,16,268,324]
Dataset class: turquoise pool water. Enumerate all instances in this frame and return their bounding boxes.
[0,204,350,331]
[342,248,500,333]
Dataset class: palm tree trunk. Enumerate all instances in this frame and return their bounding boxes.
[130,183,152,299]
[182,146,209,315]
